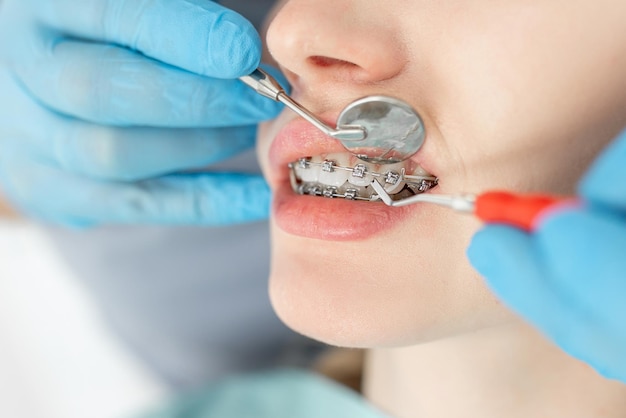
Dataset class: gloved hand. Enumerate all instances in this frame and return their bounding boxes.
[468,128,626,382]
[0,0,283,226]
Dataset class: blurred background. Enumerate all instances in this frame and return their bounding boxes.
[0,217,167,418]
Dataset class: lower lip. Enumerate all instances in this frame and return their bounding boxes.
[272,181,418,241]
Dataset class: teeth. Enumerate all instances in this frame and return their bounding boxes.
[344,188,359,200]
[411,165,431,177]
[321,160,335,172]
[381,162,406,195]
[295,158,318,183]
[348,163,375,187]
[297,157,311,169]
[322,186,338,198]
[289,152,438,202]
[342,183,373,199]
[319,159,351,187]
[383,171,405,194]
[299,184,322,196]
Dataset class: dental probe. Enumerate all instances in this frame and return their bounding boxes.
[371,179,567,232]
[240,69,426,164]
[239,69,366,141]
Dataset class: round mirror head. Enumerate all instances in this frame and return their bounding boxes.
[336,96,426,164]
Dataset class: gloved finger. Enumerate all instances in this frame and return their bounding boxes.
[467,226,611,372]
[35,120,258,182]
[1,68,260,181]
[579,128,626,211]
[33,0,260,78]
[0,156,270,226]
[467,226,574,331]
[15,39,282,127]
[534,207,626,316]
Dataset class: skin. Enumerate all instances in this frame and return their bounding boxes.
[258,0,626,417]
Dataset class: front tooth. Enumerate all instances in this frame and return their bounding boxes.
[348,163,375,187]
[322,186,338,198]
[383,172,406,194]
[302,184,322,196]
[294,158,320,183]
[297,157,311,169]
[382,162,407,194]
[340,183,371,198]
[325,152,352,168]
[343,188,359,200]
[318,159,350,187]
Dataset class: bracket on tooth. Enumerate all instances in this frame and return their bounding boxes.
[344,189,358,200]
[418,180,434,192]
[323,186,338,198]
[384,171,401,185]
[352,164,367,178]
[298,157,311,169]
[321,160,336,172]
[309,185,322,195]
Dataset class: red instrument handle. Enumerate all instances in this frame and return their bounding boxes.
[475,191,567,232]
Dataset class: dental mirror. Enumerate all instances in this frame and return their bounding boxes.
[336,96,426,164]
[240,69,426,164]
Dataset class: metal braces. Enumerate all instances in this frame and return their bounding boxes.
[289,158,439,202]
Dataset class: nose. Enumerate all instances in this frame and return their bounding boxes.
[266,1,407,88]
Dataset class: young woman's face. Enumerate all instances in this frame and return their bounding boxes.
[257,0,626,347]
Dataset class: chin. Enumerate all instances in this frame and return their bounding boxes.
[267,214,512,349]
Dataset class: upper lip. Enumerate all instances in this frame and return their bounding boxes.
[268,113,351,186]
[268,112,437,188]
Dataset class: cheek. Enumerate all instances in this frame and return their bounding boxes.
[257,111,291,178]
[408,3,626,195]
[256,122,272,175]
[268,208,512,348]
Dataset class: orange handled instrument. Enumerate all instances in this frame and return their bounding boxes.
[370,180,567,232]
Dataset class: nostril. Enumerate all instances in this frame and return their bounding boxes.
[307,56,370,82]
[308,56,358,69]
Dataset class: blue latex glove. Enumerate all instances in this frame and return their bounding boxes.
[137,369,388,418]
[468,128,626,382]
[0,0,283,226]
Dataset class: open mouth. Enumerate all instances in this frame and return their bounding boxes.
[288,152,438,202]
[267,115,439,240]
